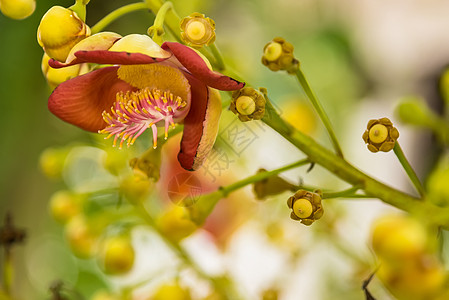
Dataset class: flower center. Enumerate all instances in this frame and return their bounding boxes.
[293,198,313,218]
[369,124,389,144]
[235,95,256,115]
[99,88,187,149]
[186,20,207,41]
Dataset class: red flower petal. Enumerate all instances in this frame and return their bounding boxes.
[178,73,221,171]
[162,42,245,91]
[49,50,171,69]
[48,66,136,132]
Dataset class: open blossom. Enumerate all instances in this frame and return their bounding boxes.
[48,34,244,171]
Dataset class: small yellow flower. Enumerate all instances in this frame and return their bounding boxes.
[262,37,299,73]
[99,236,135,275]
[230,87,266,122]
[180,12,216,48]
[37,6,91,62]
[0,0,35,20]
[362,117,399,152]
[287,190,323,225]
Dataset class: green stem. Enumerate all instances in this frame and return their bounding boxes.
[134,202,243,299]
[144,0,182,42]
[147,1,173,45]
[393,143,426,198]
[295,68,344,158]
[208,43,225,71]
[189,159,310,225]
[322,186,361,199]
[221,159,310,196]
[90,3,149,34]
[261,98,449,227]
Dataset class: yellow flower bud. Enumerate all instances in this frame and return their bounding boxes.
[253,168,297,200]
[41,53,82,89]
[99,236,135,275]
[65,215,99,259]
[371,214,430,262]
[230,87,266,122]
[362,117,399,152]
[37,6,91,62]
[262,37,299,73]
[180,13,216,48]
[157,206,197,242]
[0,0,35,20]
[49,190,83,224]
[38,146,70,179]
[152,284,192,300]
[287,190,323,226]
[119,174,152,204]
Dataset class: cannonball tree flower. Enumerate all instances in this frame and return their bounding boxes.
[48,34,245,171]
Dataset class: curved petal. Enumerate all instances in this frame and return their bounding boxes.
[49,50,171,69]
[48,66,136,132]
[177,74,221,171]
[162,42,245,91]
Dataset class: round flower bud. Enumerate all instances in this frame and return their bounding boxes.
[37,6,91,62]
[49,190,83,224]
[287,190,323,225]
[119,174,152,204]
[262,37,299,73]
[157,206,197,242]
[230,87,266,122]
[377,256,446,300]
[64,215,99,259]
[152,284,192,300]
[39,146,70,179]
[362,117,399,152]
[180,12,216,48]
[395,99,434,127]
[99,236,135,275]
[0,0,35,20]
[371,214,429,262]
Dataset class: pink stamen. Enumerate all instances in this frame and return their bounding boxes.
[99,88,186,149]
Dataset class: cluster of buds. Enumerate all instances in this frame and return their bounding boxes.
[362,117,399,152]
[230,87,266,122]
[371,214,447,300]
[287,190,323,225]
[0,0,35,20]
[262,37,299,73]
[180,12,216,48]
[98,235,135,275]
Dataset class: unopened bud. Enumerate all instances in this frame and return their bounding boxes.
[253,168,297,200]
[37,6,90,62]
[0,0,35,20]
[49,190,83,224]
[99,236,135,275]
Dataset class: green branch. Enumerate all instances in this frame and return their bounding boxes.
[393,143,426,198]
[90,3,149,34]
[261,98,449,227]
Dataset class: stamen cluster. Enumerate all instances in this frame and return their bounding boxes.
[100,88,186,149]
